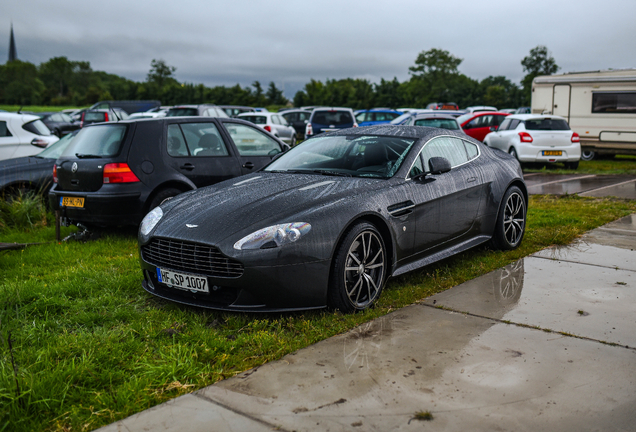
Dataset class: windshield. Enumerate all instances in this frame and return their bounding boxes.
[414,118,459,130]
[240,115,267,124]
[264,135,416,179]
[37,131,78,159]
[62,125,127,158]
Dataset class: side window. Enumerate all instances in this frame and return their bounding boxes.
[498,118,511,131]
[465,117,480,129]
[176,123,228,157]
[481,115,494,127]
[299,112,310,121]
[167,124,189,156]
[0,121,13,137]
[226,123,282,156]
[509,119,521,130]
[376,112,388,122]
[271,115,280,125]
[355,112,366,123]
[464,141,479,160]
[494,115,507,126]
[419,136,468,170]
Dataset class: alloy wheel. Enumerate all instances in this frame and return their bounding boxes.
[503,192,525,246]
[343,231,385,309]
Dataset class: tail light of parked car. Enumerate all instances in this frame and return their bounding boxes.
[31,138,49,148]
[264,125,272,133]
[571,132,580,143]
[353,122,359,128]
[53,165,58,183]
[518,132,533,143]
[103,163,140,184]
[305,122,313,136]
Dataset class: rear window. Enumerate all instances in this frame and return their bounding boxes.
[63,125,127,157]
[240,115,267,125]
[414,118,459,130]
[166,108,198,117]
[312,111,354,126]
[84,112,107,122]
[524,118,570,131]
[22,119,51,136]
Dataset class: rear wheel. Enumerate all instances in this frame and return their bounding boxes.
[580,150,596,161]
[490,186,526,250]
[328,222,386,313]
[148,188,183,211]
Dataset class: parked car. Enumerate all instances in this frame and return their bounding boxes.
[499,109,517,114]
[465,106,498,113]
[1,130,77,198]
[0,113,59,161]
[355,109,402,126]
[79,108,129,127]
[483,114,581,169]
[515,107,531,114]
[137,125,526,312]
[305,108,357,138]
[166,105,229,118]
[49,117,289,227]
[426,102,459,110]
[219,105,256,118]
[402,113,462,131]
[237,112,296,145]
[280,109,312,140]
[90,100,161,115]
[34,112,81,137]
[457,111,509,142]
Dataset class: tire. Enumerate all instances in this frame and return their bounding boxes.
[490,186,526,251]
[509,147,519,161]
[580,150,596,161]
[328,222,387,313]
[148,188,182,211]
[565,161,579,170]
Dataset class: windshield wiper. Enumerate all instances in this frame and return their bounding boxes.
[75,153,102,159]
[311,169,352,177]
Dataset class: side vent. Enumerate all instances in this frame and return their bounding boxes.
[387,200,415,217]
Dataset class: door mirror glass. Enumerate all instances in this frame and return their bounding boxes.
[428,157,451,174]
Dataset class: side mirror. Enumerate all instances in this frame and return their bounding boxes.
[489,126,498,132]
[428,157,451,175]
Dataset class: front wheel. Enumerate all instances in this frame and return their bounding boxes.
[580,150,596,161]
[490,186,526,250]
[328,222,386,313]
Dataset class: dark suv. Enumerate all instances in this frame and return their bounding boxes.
[49,117,288,227]
[305,107,357,138]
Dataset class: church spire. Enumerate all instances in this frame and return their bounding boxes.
[8,23,17,62]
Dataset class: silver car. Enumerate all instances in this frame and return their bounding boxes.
[237,112,296,145]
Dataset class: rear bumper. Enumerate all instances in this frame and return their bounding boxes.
[49,183,148,226]
[516,142,581,163]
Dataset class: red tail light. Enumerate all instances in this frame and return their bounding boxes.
[518,132,533,143]
[571,132,580,143]
[53,165,58,183]
[30,138,49,148]
[306,123,313,136]
[80,112,85,128]
[103,163,140,184]
[263,125,272,133]
[353,122,359,128]
[104,112,109,122]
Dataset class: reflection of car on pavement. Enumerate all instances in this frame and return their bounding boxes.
[49,118,288,227]
[137,125,527,313]
[0,112,59,161]
[483,114,581,169]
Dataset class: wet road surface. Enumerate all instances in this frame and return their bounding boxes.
[100,214,636,432]
[525,173,636,198]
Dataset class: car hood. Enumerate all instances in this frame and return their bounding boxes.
[0,156,50,172]
[152,172,387,243]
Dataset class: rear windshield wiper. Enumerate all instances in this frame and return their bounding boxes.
[75,153,103,159]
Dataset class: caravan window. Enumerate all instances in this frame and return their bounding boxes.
[592,92,636,114]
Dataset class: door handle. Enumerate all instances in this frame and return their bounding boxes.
[243,162,255,169]
[467,177,477,183]
[180,163,195,171]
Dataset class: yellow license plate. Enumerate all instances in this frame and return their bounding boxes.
[542,150,562,156]
[60,197,85,208]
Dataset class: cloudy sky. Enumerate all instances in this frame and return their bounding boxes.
[2,0,635,98]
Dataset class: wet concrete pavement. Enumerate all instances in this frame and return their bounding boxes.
[101,213,636,432]
[525,173,636,198]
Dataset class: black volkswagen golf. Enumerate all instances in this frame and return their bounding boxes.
[49,117,289,227]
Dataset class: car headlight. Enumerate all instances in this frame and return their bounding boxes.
[140,207,163,237]
[234,222,311,250]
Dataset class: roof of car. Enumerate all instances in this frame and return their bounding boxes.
[506,114,567,121]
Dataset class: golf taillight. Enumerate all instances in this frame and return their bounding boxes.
[306,123,313,136]
[31,138,49,148]
[571,132,580,143]
[264,125,272,133]
[53,165,58,183]
[519,132,533,143]
[103,163,140,184]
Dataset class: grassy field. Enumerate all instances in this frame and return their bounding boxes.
[0,105,84,114]
[1,193,634,431]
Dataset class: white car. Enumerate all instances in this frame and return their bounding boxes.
[237,112,297,145]
[0,113,59,161]
[484,114,581,169]
[465,105,498,113]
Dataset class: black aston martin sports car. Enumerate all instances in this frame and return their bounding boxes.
[138,125,527,313]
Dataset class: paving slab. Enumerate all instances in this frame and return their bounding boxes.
[581,213,636,248]
[579,178,636,199]
[526,174,635,195]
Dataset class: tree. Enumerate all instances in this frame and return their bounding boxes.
[265,82,287,106]
[0,60,45,105]
[408,48,464,106]
[147,59,177,88]
[521,46,559,104]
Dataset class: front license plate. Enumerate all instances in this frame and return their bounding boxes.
[156,268,209,293]
[542,150,562,156]
[60,197,85,208]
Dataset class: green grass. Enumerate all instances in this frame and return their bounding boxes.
[523,155,636,175]
[1,195,635,431]
[0,105,85,114]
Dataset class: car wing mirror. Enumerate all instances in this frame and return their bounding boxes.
[489,126,498,132]
[428,157,451,174]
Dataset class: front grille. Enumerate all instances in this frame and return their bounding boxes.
[142,238,244,278]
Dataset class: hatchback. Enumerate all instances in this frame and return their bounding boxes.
[0,113,59,161]
[483,114,581,169]
[401,114,462,131]
[49,117,289,227]
[280,109,312,140]
[305,108,357,138]
[237,112,296,145]
[457,111,509,142]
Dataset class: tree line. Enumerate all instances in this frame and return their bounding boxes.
[0,46,558,109]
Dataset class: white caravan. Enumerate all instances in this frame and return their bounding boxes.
[532,69,636,160]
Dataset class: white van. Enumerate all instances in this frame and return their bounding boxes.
[532,69,636,160]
